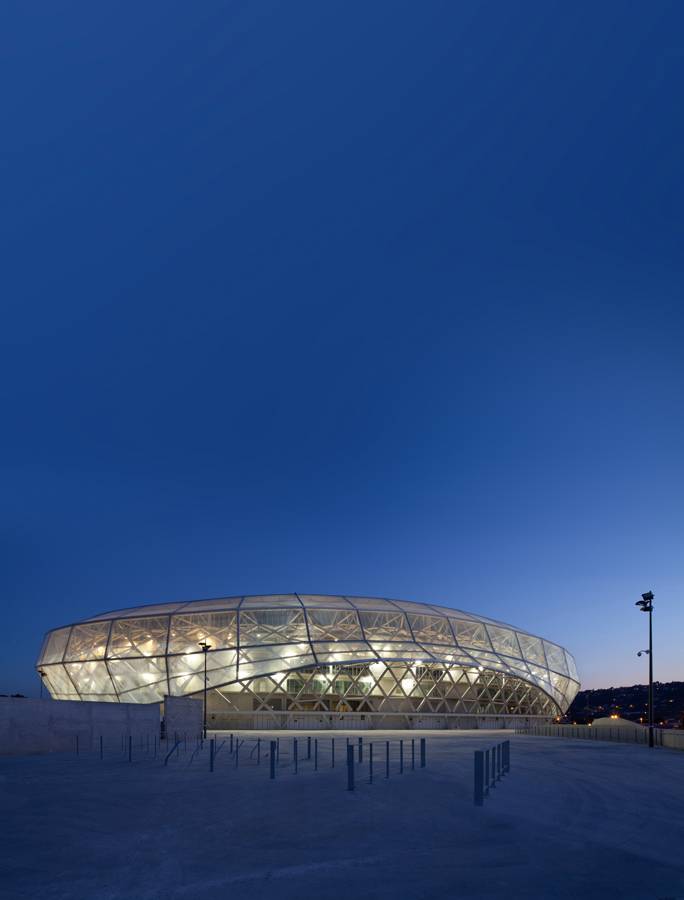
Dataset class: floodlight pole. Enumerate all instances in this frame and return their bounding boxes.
[647,603,653,747]
[635,592,654,749]
[198,641,211,739]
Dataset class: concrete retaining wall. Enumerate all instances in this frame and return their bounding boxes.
[162,695,203,742]
[0,697,160,755]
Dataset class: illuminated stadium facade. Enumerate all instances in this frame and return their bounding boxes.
[37,594,580,729]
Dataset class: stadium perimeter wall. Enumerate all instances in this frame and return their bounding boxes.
[0,697,160,755]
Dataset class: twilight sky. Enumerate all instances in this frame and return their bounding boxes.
[2,1,683,695]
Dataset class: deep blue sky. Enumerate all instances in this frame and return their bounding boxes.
[2,1,683,695]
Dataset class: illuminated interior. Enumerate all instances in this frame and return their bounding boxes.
[36,594,580,726]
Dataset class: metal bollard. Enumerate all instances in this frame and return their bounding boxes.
[210,738,215,772]
[369,742,373,784]
[230,733,233,754]
[358,736,363,764]
[490,746,495,788]
[385,740,390,779]
[411,738,415,770]
[270,741,276,779]
[400,740,404,774]
[307,736,311,760]
[331,738,335,768]
[420,737,426,768]
[485,749,490,790]
[294,738,298,774]
[257,737,261,765]
[347,744,355,791]
[496,743,501,781]
[314,738,318,771]
[474,749,485,806]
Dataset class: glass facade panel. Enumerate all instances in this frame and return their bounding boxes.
[407,614,453,644]
[65,660,116,696]
[543,640,568,675]
[417,645,477,667]
[358,611,411,641]
[39,628,72,664]
[168,649,237,688]
[313,648,378,665]
[42,664,79,697]
[168,612,237,654]
[118,683,167,703]
[108,657,168,694]
[486,625,522,658]
[108,617,169,658]
[66,622,111,660]
[517,633,547,666]
[367,642,431,661]
[450,619,491,650]
[239,609,308,645]
[306,608,363,641]
[238,650,316,681]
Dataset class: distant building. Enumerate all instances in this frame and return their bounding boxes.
[36,594,580,729]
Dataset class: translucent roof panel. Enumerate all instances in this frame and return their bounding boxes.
[345,596,400,611]
[240,595,302,608]
[86,602,186,621]
[175,596,242,613]
[298,595,355,609]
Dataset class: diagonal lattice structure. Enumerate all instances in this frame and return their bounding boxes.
[37,594,579,726]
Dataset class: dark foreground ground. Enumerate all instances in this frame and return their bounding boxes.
[2,730,683,900]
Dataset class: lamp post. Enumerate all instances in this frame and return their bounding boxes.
[635,591,654,748]
[198,641,211,739]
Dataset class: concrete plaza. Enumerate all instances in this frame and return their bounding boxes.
[1,731,683,899]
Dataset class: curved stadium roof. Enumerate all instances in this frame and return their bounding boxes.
[37,594,580,712]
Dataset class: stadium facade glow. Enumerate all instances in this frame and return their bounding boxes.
[37,594,580,728]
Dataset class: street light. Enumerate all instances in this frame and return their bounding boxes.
[198,641,211,739]
[635,590,654,748]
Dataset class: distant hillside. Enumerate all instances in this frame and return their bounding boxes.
[566,681,684,727]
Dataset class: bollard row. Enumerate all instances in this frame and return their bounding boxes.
[473,739,510,806]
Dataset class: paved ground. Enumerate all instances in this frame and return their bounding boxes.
[2,730,684,899]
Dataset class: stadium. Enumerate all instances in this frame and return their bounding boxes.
[36,594,580,729]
